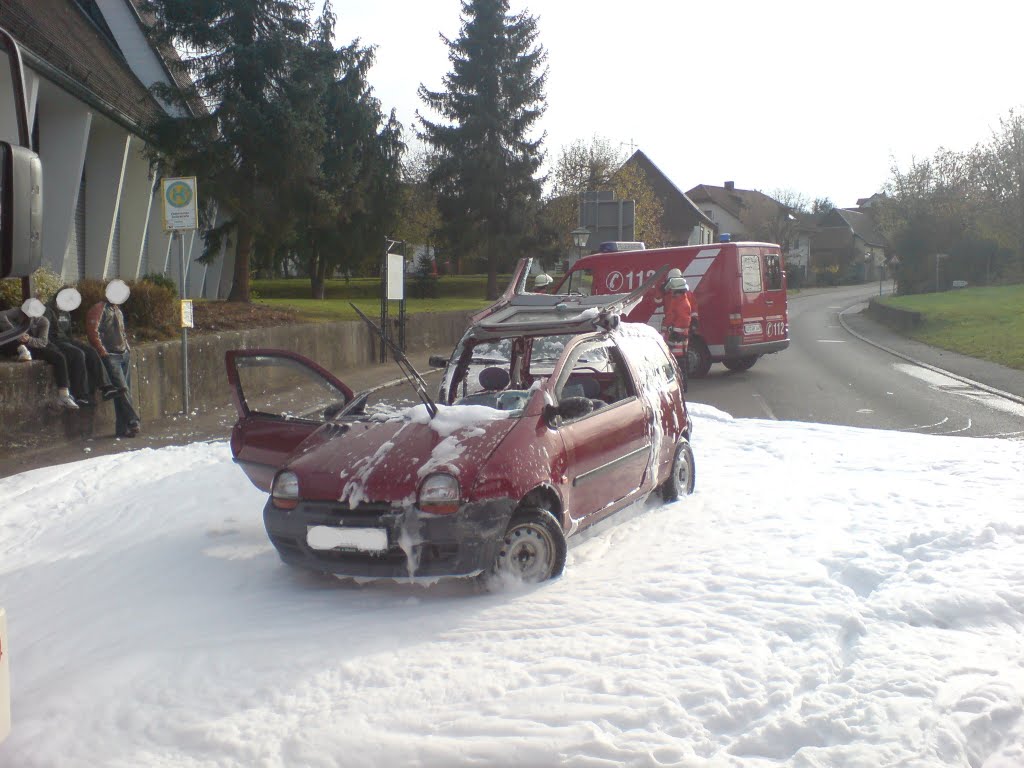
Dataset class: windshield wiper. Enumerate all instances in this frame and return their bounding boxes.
[350,304,438,418]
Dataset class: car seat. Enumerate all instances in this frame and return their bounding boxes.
[479,366,511,391]
[562,377,605,409]
[577,377,606,409]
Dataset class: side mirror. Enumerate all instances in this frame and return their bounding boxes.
[0,143,43,281]
[1,28,43,280]
[428,355,448,369]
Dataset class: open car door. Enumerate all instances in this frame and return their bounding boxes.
[225,349,355,492]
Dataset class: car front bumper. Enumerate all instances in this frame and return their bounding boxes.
[263,498,516,579]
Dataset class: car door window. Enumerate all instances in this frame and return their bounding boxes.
[234,354,352,422]
[555,340,635,415]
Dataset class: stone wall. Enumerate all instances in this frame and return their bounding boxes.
[0,311,473,448]
[866,298,921,331]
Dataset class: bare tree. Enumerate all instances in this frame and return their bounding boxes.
[551,135,626,197]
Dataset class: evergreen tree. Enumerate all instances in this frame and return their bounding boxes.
[417,0,547,299]
[142,0,323,302]
[294,3,404,299]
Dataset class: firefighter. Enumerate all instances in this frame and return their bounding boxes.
[660,269,699,391]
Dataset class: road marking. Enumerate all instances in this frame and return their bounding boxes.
[752,393,777,420]
[893,363,1024,418]
[904,416,950,431]
[936,419,973,435]
[857,409,873,414]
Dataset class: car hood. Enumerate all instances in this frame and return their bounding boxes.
[286,404,521,505]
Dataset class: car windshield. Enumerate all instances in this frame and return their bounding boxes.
[448,332,602,411]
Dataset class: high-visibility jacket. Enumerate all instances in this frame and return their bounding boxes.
[662,290,698,356]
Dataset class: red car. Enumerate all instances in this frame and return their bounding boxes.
[226,262,695,584]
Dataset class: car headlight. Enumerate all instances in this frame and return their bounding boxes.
[418,473,460,514]
[271,471,300,510]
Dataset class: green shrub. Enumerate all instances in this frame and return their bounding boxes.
[31,267,64,304]
[71,277,177,341]
[0,278,21,309]
[0,267,64,308]
[142,272,178,297]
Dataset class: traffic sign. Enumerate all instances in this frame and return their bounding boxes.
[161,176,198,231]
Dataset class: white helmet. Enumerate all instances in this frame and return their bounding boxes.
[533,274,553,288]
[663,268,682,290]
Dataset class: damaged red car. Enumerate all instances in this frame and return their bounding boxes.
[225,262,695,584]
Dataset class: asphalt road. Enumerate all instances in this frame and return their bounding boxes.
[685,284,1024,439]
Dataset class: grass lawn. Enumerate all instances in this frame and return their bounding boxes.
[879,284,1024,370]
[256,296,491,322]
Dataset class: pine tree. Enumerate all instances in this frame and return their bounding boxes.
[294,3,404,299]
[417,0,547,299]
[142,0,324,302]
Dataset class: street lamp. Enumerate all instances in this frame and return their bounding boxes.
[570,227,591,268]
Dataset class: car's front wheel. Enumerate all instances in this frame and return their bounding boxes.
[661,438,696,502]
[489,507,567,584]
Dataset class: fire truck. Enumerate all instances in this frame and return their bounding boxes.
[552,239,789,377]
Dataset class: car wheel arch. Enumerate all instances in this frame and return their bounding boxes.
[519,485,564,529]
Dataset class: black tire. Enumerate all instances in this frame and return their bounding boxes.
[488,507,567,585]
[722,355,758,372]
[660,438,696,502]
[686,338,712,379]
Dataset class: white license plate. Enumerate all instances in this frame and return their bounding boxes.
[307,525,388,553]
[743,322,763,335]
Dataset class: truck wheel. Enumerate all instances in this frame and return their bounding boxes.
[488,507,566,585]
[660,438,696,502]
[686,339,712,379]
[723,355,758,372]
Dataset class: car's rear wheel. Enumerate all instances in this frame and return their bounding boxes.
[489,508,566,584]
[723,355,758,372]
[661,438,696,502]
[686,338,712,379]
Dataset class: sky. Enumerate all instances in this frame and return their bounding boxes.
[2,402,1024,766]
[328,0,1024,207]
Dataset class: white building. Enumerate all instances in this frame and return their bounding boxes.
[0,0,234,298]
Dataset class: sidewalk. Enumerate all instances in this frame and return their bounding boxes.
[0,350,445,479]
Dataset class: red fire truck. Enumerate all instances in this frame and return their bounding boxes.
[553,241,789,377]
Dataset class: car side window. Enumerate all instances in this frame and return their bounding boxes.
[555,340,635,416]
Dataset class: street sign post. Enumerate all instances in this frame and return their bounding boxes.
[161,176,198,416]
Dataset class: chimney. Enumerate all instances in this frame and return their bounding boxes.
[724,181,735,191]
